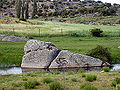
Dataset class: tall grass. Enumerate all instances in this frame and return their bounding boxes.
[0,20,120,37]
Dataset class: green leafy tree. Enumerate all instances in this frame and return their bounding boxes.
[25,0,29,19]
[15,0,22,18]
[21,0,25,19]
[32,0,37,18]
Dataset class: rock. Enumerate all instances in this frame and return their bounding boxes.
[2,35,28,42]
[118,46,120,49]
[21,40,61,68]
[0,34,7,41]
[49,50,109,68]
[0,34,28,42]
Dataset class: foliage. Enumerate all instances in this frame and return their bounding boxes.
[43,78,53,84]
[49,82,62,90]
[82,73,86,78]
[32,0,37,18]
[80,83,98,90]
[86,45,112,63]
[111,78,120,87]
[116,85,120,90]
[85,75,97,82]
[90,28,103,37]
[71,78,77,82]
[102,67,110,72]
[25,0,29,19]
[22,77,28,81]
[24,80,40,89]
[15,0,22,18]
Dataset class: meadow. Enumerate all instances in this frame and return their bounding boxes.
[0,70,120,90]
[0,19,120,67]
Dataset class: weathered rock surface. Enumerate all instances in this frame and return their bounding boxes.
[21,40,110,69]
[118,46,120,49]
[49,50,109,68]
[0,34,28,42]
[21,40,61,68]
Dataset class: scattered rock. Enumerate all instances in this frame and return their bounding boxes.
[0,34,28,42]
[118,46,120,49]
[49,50,108,68]
[21,40,61,68]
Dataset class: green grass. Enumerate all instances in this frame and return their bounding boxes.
[0,19,120,37]
[0,71,120,90]
[0,20,120,67]
[0,41,25,67]
[0,36,120,67]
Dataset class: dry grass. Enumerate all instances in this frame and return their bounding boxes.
[0,71,120,90]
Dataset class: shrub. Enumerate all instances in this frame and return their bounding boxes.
[90,28,103,37]
[111,78,120,87]
[71,78,77,82]
[82,73,86,78]
[84,84,98,90]
[118,70,120,73]
[43,78,53,84]
[80,83,98,90]
[24,80,39,89]
[22,77,28,81]
[86,45,112,63]
[49,82,62,90]
[102,67,110,72]
[85,75,97,82]
[12,82,23,87]
[116,85,120,90]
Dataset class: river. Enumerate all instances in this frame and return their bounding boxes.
[0,64,120,75]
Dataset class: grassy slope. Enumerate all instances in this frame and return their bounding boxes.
[0,19,120,37]
[0,36,120,67]
[0,71,120,90]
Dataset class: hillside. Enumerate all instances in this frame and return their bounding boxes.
[0,0,120,19]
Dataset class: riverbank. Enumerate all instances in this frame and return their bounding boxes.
[0,70,120,90]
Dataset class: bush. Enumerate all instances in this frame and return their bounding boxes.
[25,72,36,77]
[90,28,103,37]
[84,84,98,90]
[85,75,97,82]
[43,78,53,84]
[118,70,120,73]
[82,73,86,78]
[24,80,39,89]
[71,78,77,82]
[111,78,120,87]
[102,67,110,72]
[49,82,62,90]
[86,45,112,63]
[80,83,98,90]
[116,85,120,90]
[22,77,28,81]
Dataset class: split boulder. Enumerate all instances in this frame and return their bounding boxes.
[21,40,61,68]
[49,50,109,68]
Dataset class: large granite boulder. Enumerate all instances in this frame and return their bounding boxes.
[49,50,109,68]
[21,40,61,68]
[0,34,28,42]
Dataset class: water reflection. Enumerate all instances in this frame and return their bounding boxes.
[0,67,22,75]
[0,64,120,75]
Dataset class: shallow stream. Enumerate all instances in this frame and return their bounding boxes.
[0,64,120,75]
